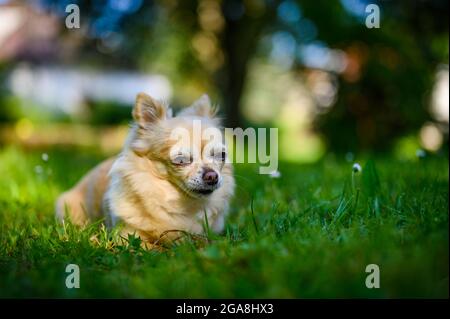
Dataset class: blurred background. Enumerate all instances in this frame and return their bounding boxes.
[0,0,448,163]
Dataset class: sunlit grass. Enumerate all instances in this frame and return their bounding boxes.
[0,146,448,297]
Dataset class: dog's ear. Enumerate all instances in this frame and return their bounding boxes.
[178,94,218,118]
[132,92,167,127]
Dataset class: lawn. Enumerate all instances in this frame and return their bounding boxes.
[0,146,448,298]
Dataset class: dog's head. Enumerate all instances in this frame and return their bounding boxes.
[129,92,230,198]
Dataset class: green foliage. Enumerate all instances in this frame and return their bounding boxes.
[0,147,447,297]
[0,65,22,123]
[85,100,133,125]
[0,95,23,123]
[2,1,448,150]
[306,0,449,151]
[362,160,381,198]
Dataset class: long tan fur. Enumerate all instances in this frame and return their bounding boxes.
[55,93,235,245]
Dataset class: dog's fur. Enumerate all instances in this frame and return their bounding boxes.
[55,93,235,244]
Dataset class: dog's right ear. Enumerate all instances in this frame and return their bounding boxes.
[178,94,218,118]
[132,92,166,127]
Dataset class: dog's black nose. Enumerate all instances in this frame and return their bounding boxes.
[202,169,218,186]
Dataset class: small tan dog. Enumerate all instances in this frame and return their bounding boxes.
[55,93,235,245]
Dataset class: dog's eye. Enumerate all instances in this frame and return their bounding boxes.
[172,155,191,166]
[213,150,226,162]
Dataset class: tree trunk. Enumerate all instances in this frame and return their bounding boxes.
[217,1,280,128]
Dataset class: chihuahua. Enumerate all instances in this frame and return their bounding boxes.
[55,93,235,245]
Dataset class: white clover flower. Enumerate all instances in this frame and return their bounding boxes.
[269,170,281,178]
[41,153,49,162]
[352,163,362,173]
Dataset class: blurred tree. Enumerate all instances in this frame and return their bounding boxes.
[304,0,449,151]
[20,0,450,151]
[0,64,21,123]
[215,0,281,127]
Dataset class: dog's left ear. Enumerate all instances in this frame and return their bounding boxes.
[132,92,168,127]
[178,94,218,118]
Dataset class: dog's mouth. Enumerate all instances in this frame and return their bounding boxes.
[175,181,217,198]
[193,188,215,195]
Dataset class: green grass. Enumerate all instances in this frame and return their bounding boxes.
[0,146,448,298]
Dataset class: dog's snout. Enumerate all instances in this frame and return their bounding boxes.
[202,169,218,186]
